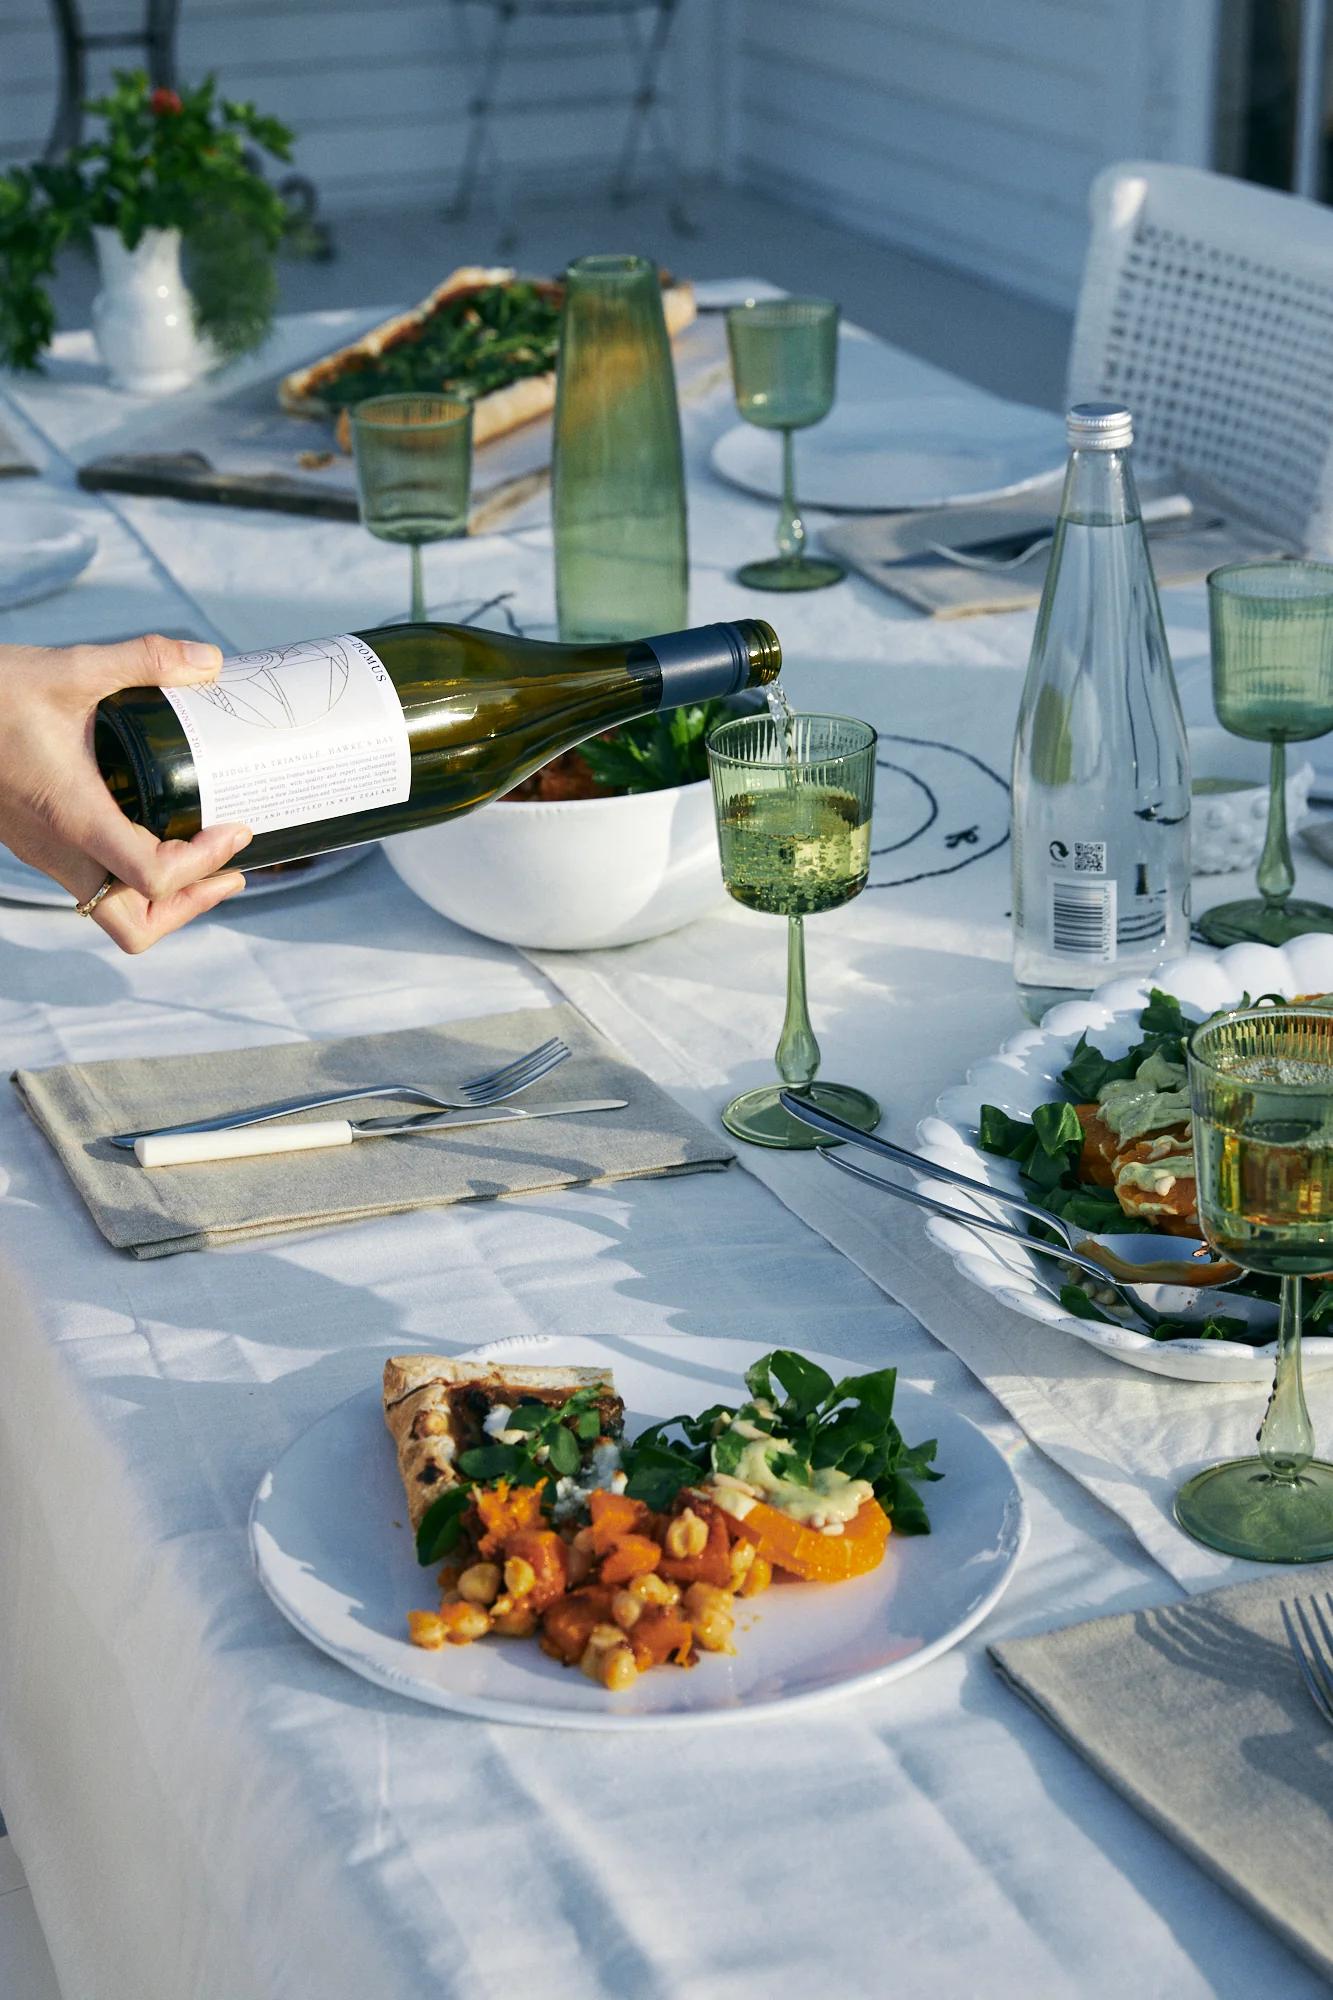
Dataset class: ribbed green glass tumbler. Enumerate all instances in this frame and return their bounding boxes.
[1176,1007,1333,1561]
[1198,561,1333,946]
[351,394,473,623]
[708,712,878,1147]
[726,299,846,593]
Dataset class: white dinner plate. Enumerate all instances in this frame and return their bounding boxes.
[0,502,98,608]
[0,841,374,908]
[920,935,1333,1383]
[710,392,1066,513]
[250,1333,1027,1730]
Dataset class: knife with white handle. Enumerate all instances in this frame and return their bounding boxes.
[134,1098,628,1167]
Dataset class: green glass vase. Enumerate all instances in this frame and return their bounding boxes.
[553,254,688,643]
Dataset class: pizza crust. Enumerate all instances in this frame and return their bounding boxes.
[280,267,697,453]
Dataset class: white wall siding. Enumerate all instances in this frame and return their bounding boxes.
[733,0,1221,311]
[0,0,726,211]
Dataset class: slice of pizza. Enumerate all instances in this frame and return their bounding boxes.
[382,1354,623,1532]
[279,265,696,453]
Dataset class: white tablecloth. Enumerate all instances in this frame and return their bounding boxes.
[0,303,1325,1999]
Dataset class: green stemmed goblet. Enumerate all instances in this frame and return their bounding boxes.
[707,710,878,1148]
[1176,1006,1333,1562]
[350,394,473,623]
[725,298,846,592]
[1198,561,1333,947]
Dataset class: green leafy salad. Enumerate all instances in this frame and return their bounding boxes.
[976,988,1330,1344]
[415,1349,941,1566]
[621,1349,942,1535]
[322,281,561,410]
[579,699,732,795]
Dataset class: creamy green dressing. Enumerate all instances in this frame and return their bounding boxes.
[725,1438,872,1527]
[1115,1153,1194,1192]
[1095,1048,1190,1142]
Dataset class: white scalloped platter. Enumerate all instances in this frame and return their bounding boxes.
[919,936,1333,1383]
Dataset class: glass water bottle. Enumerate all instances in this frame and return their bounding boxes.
[1011,403,1191,1021]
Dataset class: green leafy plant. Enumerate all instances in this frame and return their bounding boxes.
[621,1348,942,1533]
[580,699,732,795]
[0,70,295,370]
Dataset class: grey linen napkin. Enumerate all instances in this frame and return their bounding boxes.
[13,1003,733,1259]
[821,481,1289,618]
[990,1571,1333,1982]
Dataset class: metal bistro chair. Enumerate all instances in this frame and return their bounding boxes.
[1067,160,1333,556]
[447,0,695,241]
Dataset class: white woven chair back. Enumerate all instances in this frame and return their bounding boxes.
[1067,162,1333,554]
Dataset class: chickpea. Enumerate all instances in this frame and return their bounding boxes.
[739,1553,772,1598]
[407,1610,448,1650]
[457,1562,501,1607]
[439,1603,490,1645]
[683,1582,734,1623]
[490,1604,538,1638]
[610,1589,642,1630]
[600,1644,638,1693]
[566,1540,594,1586]
[504,1556,537,1599]
[665,1508,708,1560]
[630,1571,680,1607]
[691,1609,735,1655]
[728,1541,756,1591]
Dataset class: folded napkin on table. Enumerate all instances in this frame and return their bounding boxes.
[990,1570,1333,1982]
[822,480,1291,618]
[13,1003,733,1259]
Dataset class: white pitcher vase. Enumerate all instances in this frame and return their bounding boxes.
[91,226,209,395]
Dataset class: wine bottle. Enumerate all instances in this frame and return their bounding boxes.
[95,618,782,871]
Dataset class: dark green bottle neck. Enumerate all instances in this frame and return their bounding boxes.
[637,619,781,706]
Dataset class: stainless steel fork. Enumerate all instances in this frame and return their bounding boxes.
[1280,1594,1333,1726]
[108,1036,572,1149]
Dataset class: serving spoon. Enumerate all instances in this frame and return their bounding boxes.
[775,1090,1237,1286]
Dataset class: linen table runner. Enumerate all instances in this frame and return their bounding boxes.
[13,1002,732,1257]
[990,1571,1333,1983]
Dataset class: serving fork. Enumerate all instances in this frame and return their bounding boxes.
[109,1035,571,1150]
[815,1141,1174,1335]
[1280,1594,1333,1727]
[773,1089,1224,1281]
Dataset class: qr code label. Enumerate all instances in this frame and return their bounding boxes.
[1074,842,1107,875]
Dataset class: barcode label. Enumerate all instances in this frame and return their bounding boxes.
[1051,879,1116,960]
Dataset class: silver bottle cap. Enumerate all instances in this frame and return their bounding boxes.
[1066,402,1133,450]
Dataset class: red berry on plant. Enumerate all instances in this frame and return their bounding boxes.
[149,88,183,116]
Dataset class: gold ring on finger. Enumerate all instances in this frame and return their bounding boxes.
[74,872,117,917]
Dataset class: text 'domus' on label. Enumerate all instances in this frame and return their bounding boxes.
[163,634,410,836]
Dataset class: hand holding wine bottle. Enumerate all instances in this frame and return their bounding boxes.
[0,634,252,950]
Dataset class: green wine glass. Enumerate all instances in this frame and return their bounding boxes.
[725,299,846,593]
[1176,1006,1333,1562]
[1198,561,1333,947]
[350,394,473,623]
[707,709,878,1147]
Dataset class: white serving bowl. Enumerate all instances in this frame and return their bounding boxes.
[1188,724,1314,875]
[384,776,727,950]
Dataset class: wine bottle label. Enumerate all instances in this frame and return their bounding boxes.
[163,635,410,835]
